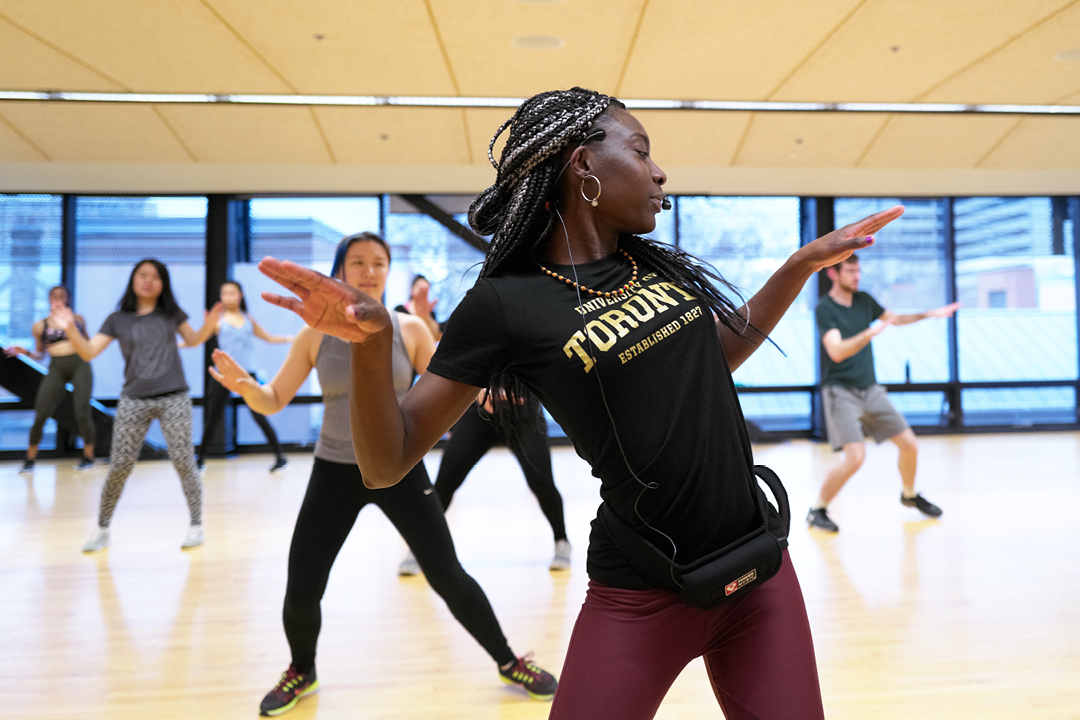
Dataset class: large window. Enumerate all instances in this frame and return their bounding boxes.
[835,198,951,384]
[1,195,63,450]
[677,197,811,429]
[954,197,1077,424]
[74,197,209,400]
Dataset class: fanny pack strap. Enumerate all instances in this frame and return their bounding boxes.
[597,465,790,593]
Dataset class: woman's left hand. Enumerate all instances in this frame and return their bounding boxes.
[800,205,904,272]
[209,349,258,394]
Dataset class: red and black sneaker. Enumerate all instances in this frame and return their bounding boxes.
[499,653,558,701]
[259,665,319,716]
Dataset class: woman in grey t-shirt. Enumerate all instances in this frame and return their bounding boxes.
[57,259,220,553]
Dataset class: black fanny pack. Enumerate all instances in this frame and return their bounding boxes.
[598,465,791,609]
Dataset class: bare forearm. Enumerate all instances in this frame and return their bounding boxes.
[828,329,876,362]
[65,330,94,361]
[891,312,928,326]
[348,331,416,487]
[719,253,816,370]
[238,382,285,415]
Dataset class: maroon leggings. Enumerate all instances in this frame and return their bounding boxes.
[549,550,824,720]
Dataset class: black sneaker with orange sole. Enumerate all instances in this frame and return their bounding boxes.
[499,653,558,701]
[259,665,319,716]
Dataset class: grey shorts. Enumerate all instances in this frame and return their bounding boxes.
[822,384,909,451]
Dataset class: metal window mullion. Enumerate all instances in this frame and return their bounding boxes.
[61,195,77,295]
[1072,197,1080,423]
[944,197,962,428]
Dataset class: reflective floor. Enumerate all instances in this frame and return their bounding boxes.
[3,432,1079,719]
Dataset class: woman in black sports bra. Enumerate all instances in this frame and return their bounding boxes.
[5,285,96,475]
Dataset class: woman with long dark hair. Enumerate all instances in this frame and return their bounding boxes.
[194,280,293,473]
[256,88,901,718]
[58,259,220,553]
[6,285,97,474]
[210,232,557,716]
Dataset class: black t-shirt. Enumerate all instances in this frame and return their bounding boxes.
[428,251,772,590]
[816,292,886,388]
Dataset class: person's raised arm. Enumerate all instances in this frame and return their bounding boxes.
[820,320,895,364]
[250,317,295,344]
[178,302,223,347]
[209,325,319,415]
[53,307,111,361]
[258,257,478,487]
[397,313,436,375]
[717,205,905,371]
[880,302,961,327]
[4,320,46,360]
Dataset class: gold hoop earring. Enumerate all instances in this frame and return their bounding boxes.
[581,175,601,207]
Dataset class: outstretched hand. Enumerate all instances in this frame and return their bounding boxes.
[927,301,962,319]
[4,346,27,357]
[412,287,438,320]
[257,257,390,344]
[52,306,77,331]
[209,349,259,394]
[801,205,905,272]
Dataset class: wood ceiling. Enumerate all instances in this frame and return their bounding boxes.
[1,0,1079,195]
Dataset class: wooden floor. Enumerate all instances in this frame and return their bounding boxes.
[3,432,1080,719]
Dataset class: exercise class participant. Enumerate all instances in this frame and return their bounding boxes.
[394,273,442,341]
[59,259,220,553]
[194,280,293,474]
[6,285,96,474]
[256,88,903,719]
[398,387,571,576]
[209,232,556,716]
[806,254,958,533]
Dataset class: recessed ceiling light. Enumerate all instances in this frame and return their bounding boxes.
[1055,48,1080,61]
[512,35,564,49]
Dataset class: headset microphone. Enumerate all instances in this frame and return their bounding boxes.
[660,195,672,211]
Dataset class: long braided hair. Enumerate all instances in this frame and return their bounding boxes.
[469,87,758,433]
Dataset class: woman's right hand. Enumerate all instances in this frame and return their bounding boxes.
[52,306,77,331]
[209,349,259,394]
[258,257,390,343]
[4,346,27,357]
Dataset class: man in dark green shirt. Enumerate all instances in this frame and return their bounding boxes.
[808,254,959,533]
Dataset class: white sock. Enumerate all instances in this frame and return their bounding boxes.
[811,497,828,511]
[902,486,917,499]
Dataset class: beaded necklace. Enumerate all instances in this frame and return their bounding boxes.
[537,248,638,299]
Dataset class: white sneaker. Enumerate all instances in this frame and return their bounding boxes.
[550,539,572,571]
[398,551,420,576]
[181,524,204,549]
[82,526,110,553]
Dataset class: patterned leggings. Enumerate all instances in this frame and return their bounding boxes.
[96,391,202,528]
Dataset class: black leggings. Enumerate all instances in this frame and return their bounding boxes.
[434,404,567,541]
[197,375,281,461]
[283,457,516,674]
[30,353,95,447]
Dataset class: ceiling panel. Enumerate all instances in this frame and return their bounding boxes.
[0,102,192,162]
[0,114,46,161]
[631,110,752,167]
[620,0,862,100]
[921,4,1080,103]
[0,0,291,93]
[735,112,886,167]
[430,0,643,97]
[314,106,469,165]
[772,0,1069,102]
[857,114,1020,168]
[0,18,121,91]
[979,116,1080,168]
[155,104,332,164]
[205,0,457,96]
[464,108,517,169]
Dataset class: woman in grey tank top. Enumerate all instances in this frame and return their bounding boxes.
[196,280,294,473]
[209,232,557,716]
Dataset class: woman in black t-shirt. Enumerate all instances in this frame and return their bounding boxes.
[256,88,903,719]
[60,259,220,553]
